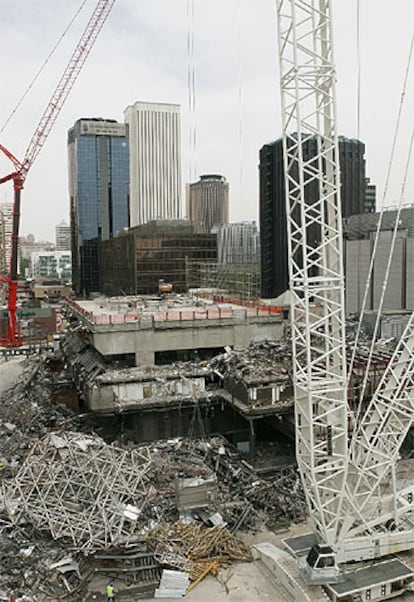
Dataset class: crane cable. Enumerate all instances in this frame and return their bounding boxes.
[186,0,197,186]
[237,0,244,210]
[349,33,414,418]
[355,126,414,424]
[0,0,88,136]
[356,0,361,139]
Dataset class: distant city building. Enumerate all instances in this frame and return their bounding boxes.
[212,222,260,265]
[68,118,130,296]
[344,207,414,314]
[259,135,373,299]
[55,220,71,251]
[100,219,217,296]
[20,237,55,261]
[124,101,181,227]
[30,250,72,283]
[187,174,229,234]
[364,177,376,213]
[0,202,13,275]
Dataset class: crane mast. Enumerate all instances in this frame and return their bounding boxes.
[277,0,414,579]
[276,0,348,550]
[0,0,116,347]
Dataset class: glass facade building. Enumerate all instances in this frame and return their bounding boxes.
[68,119,130,296]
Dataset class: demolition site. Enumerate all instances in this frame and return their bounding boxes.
[1,292,414,602]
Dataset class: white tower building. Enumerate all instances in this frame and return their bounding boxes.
[124,101,182,227]
[55,220,71,251]
[0,203,13,275]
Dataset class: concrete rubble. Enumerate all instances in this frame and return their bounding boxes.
[0,351,307,600]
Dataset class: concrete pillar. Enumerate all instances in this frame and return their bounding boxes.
[248,418,256,459]
[135,349,155,367]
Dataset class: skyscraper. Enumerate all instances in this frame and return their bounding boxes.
[55,220,71,251]
[259,135,373,299]
[68,118,130,296]
[187,174,229,234]
[0,203,13,275]
[124,101,181,226]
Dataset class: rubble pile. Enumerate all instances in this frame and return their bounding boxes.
[208,339,292,383]
[147,521,252,580]
[0,354,306,600]
[4,432,153,552]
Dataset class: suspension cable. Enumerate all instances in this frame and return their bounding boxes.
[0,0,88,135]
[356,0,361,139]
[186,0,197,186]
[354,125,414,426]
[237,0,244,208]
[347,32,414,391]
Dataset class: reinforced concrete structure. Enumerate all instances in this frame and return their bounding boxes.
[64,292,283,368]
[125,101,182,227]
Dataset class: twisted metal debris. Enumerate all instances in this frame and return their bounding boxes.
[4,431,153,552]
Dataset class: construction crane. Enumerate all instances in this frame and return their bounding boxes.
[276,0,414,595]
[0,0,116,347]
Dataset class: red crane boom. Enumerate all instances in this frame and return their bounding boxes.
[0,0,116,347]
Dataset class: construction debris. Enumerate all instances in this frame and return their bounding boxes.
[0,351,306,600]
[147,521,252,580]
[3,431,153,552]
[154,569,190,598]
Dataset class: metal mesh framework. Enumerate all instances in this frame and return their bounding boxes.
[343,313,414,541]
[4,432,153,552]
[276,0,348,546]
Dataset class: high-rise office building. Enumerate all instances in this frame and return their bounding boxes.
[124,101,181,226]
[68,118,130,296]
[212,222,260,265]
[364,177,376,213]
[259,135,373,299]
[55,220,71,251]
[187,174,229,234]
[0,203,13,275]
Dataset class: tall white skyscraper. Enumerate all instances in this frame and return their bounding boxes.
[0,203,13,275]
[55,220,71,251]
[124,101,182,226]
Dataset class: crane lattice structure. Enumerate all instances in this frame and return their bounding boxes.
[0,0,116,347]
[277,0,414,572]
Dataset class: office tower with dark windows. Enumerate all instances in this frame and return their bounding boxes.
[124,101,181,226]
[187,174,229,234]
[68,118,130,296]
[259,135,372,299]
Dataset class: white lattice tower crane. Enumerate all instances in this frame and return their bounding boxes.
[276,0,348,550]
[276,0,414,578]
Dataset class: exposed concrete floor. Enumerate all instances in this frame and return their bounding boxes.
[0,356,26,396]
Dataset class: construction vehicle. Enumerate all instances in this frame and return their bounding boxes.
[275,0,414,599]
[0,0,116,347]
[158,279,174,295]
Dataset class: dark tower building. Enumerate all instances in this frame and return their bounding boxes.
[187,174,229,234]
[259,135,373,299]
[68,118,130,296]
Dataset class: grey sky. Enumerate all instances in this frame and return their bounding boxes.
[0,0,413,241]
